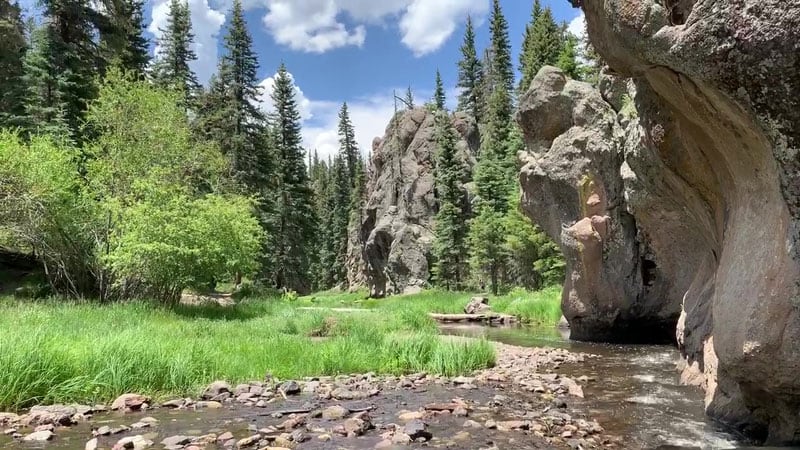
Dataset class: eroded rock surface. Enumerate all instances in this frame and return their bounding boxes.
[520,0,800,443]
[348,108,478,297]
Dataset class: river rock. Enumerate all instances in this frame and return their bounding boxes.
[347,108,479,296]
[331,387,378,400]
[110,394,149,411]
[322,405,349,420]
[279,381,301,395]
[202,381,231,400]
[342,416,372,437]
[528,0,800,443]
[403,419,431,441]
[236,434,261,448]
[112,435,152,449]
[23,430,54,441]
[398,410,424,421]
[85,438,98,450]
[464,296,490,314]
[161,435,193,447]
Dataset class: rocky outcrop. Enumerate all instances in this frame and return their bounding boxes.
[517,67,679,344]
[519,1,800,443]
[348,108,478,297]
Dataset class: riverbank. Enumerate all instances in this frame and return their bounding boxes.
[0,343,616,449]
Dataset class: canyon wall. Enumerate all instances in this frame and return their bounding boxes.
[516,0,800,442]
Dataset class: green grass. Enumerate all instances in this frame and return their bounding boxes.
[301,285,562,325]
[0,296,494,411]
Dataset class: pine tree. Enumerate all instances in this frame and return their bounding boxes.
[556,32,581,79]
[433,70,446,111]
[151,0,199,103]
[455,15,482,123]
[337,102,359,188]
[22,23,67,136]
[27,0,98,140]
[0,1,27,129]
[467,71,517,295]
[432,111,469,289]
[326,155,351,286]
[404,86,414,109]
[267,64,317,292]
[520,6,562,88]
[196,0,265,186]
[518,0,543,91]
[98,0,149,76]
[488,0,514,94]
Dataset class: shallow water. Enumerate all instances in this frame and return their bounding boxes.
[439,324,747,449]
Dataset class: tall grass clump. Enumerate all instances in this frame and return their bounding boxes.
[0,297,496,411]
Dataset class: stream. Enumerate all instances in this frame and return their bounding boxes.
[440,324,747,449]
[1,324,755,449]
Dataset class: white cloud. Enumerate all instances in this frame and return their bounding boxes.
[148,0,225,85]
[567,12,586,40]
[262,0,367,54]
[260,0,487,56]
[400,0,488,57]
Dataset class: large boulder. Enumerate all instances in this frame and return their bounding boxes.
[348,108,478,297]
[520,1,800,444]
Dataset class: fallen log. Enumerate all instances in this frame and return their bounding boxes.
[428,313,518,324]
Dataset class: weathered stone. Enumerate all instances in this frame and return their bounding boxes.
[343,418,370,436]
[85,437,98,450]
[202,381,231,400]
[391,432,412,445]
[23,430,54,441]
[161,399,185,408]
[279,381,301,395]
[464,296,490,314]
[235,434,261,448]
[110,394,149,411]
[195,401,223,409]
[112,435,152,449]
[331,387,378,400]
[347,108,479,296]
[397,411,424,421]
[217,432,234,442]
[322,405,349,420]
[161,435,192,447]
[403,419,431,441]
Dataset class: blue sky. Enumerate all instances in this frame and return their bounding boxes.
[18,0,584,158]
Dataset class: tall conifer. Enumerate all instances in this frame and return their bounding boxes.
[151,0,199,103]
[456,15,482,123]
[0,1,27,129]
[433,70,446,111]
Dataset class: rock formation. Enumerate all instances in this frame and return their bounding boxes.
[517,0,800,443]
[348,108,478,297]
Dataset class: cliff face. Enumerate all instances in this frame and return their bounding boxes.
[517,1,800,443]
[348,108,478,298]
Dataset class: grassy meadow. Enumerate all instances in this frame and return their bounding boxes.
[301,285,563,325]
[0,286,561,411]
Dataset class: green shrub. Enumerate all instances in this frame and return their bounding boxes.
[0,70,262,302]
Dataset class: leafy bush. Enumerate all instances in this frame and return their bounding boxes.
[0,70,262,302]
